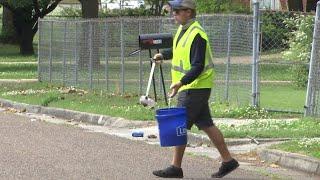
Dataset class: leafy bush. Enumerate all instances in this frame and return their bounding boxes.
[58,7,82,17]
[196,0,250,14]
[282,15,314,87]
[261,11,294,52]
[290,64,309,88]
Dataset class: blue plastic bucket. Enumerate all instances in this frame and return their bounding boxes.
[155,107,187,147]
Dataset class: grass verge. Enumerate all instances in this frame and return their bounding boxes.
[191,118,320,139]
[217,118,320,138]
[0,82,158,121]
[270,139,320,159]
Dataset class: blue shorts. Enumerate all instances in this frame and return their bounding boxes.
[177,88,214,130]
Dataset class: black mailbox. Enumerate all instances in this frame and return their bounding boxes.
[138,33,173,50]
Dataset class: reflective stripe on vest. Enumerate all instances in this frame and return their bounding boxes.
[172,63,214,74]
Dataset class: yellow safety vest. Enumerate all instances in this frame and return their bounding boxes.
[171,21,215,92]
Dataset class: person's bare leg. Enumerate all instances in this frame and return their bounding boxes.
[171,145,186,167]
[202,125,233,162]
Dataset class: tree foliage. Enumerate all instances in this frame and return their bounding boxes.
[0,0,62,54]
[196,0,250,14]
[145,0,167,16]
[282,15,314,62]
[282,15,314,88]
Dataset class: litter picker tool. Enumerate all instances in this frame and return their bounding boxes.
[129,33,173,107]
[139,57,156,107]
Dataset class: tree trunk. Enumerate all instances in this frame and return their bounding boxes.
[1,7,18,44]
[80,0,99,18]
[18,22,35,55]
[13,11,35,55]
[279,0,288,11]
[287,0,303,11]
[302,0,307,12]
[79,0,100,70]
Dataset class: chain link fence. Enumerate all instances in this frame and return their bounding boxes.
[38,14,254,107]
[259,10,309,113]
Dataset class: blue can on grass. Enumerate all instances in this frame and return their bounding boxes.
[155,107,187,147]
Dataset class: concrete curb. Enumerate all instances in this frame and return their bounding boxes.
[0,98,154,128]
[258,149,320,175]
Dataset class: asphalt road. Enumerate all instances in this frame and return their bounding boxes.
[0,111,272,179]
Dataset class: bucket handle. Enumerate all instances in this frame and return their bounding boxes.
[168,97,172,108]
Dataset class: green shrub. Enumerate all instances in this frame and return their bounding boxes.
[261,11,294,52]
[58,7,82,17]
[290,64,309,88]
[282,15,314,88]
[196,0,250,14]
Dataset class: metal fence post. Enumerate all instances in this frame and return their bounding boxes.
[200,14,205,26]
[305,2,320,116]
[75,22,78,85]
[252,1,260,107]
[158,18,163,95]
[257,14,261,108]
[63,21,67,86]
[120,19,125,95]
[89,21,93,89]
[104,21,109,91]
[37,18,41,82]
[138,20,143,95]
[225,17,231,102]
[49,21,53,83]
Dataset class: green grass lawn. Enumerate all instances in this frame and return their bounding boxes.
[0,44,37,61]
[0,44,38,79]
[260,84,306,112]
[218,118,320,138]
[259,63,293,81]
[0,63,37,79]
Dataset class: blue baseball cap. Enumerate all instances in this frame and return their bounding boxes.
[168,0,196,10]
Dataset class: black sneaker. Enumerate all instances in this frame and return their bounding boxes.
[153,165,183,178]
[211,159,239,178]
